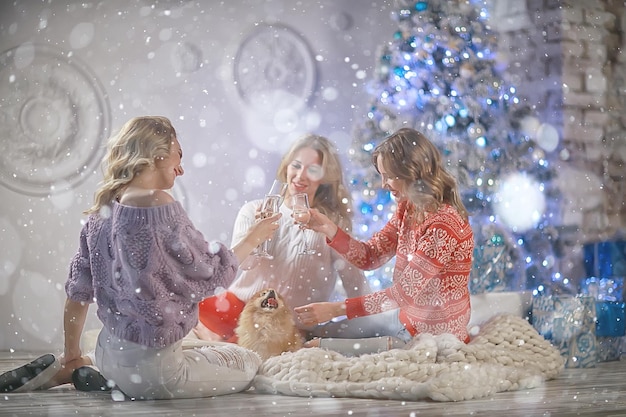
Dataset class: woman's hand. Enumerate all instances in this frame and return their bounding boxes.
[303,208,338,240]
[295,301,346,326]
[250,212,281,244]
[232,212,281,263]
[253,202,263,221]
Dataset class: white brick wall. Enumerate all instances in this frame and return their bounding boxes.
[498,0,625,283]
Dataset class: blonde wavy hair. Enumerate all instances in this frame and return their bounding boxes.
[85,116,177,214]
[372,127,469,223]
[276,134,354,232]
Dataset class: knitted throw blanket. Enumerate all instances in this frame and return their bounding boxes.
[251,315,565,402]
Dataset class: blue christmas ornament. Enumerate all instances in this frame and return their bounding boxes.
[376,189,392,205]
[415,1,428,12]
[394,66,407,77]
[491,233,504,245]
[359,202,373,215]
[469,220,524,294]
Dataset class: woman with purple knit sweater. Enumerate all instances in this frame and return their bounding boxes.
[0,116,280,399]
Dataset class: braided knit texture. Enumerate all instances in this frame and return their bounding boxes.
[252,314,564,402]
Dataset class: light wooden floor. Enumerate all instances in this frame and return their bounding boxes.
[0,352,625,417]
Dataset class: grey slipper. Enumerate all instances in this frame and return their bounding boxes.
[72,366,111,392]
[0,354,60,393]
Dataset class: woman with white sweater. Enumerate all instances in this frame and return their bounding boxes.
[196,134,370,342]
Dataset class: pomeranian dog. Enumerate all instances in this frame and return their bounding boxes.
[235,288,303,360]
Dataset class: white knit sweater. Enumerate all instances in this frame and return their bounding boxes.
[228,200,371,317]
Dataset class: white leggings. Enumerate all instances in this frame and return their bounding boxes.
[94,327,261,400]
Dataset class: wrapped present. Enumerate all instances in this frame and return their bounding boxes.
[583,239,625,285]
[580,277,623,302]
[532,295,597,368]
[596,336,625,362]
[576,285,625,361]
[595,301,626,337]
[531,294,556,340]
[561,331,597,368]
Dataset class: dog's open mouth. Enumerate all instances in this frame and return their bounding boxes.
[261,290,279,310]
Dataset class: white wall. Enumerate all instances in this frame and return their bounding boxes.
[0,0,398,352]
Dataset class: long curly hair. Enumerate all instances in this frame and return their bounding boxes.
[85,116,177,214]
[372,127,469,223]
[276,134,354,232]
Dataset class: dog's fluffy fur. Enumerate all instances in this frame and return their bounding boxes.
[235,289,303,360]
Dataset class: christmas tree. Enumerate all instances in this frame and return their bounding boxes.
[349,0,563,294]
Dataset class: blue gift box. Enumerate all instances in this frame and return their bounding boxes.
[581,277,624,302]
[562,331,597,368]
[583,240,626,279]
[531,294,556,340]
[596,336,625,362]
[596,301,626,337]
[532,295,597,368]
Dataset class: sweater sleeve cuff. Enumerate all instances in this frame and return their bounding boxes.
[345,297,367,319]
[327,228,351,253]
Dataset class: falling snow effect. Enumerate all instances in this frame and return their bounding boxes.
[0,7,623,415]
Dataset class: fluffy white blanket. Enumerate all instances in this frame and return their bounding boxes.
[251,314,565,402]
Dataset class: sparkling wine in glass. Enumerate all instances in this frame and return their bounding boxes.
[292,193,316,255]
[256,180,287,259]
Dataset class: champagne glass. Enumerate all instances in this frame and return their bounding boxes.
[292,193,316,255]
[256,180,288,259]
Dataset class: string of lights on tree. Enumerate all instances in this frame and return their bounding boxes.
[349,0,567,295]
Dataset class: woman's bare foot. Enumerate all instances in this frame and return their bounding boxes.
[192,321,224,342]
[303,338,321,348]
[41,355,92,389]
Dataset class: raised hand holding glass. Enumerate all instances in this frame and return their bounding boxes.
[292,193,316,255]
[256,180,287,259]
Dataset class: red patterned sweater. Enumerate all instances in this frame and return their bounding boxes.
[328,201,474,343]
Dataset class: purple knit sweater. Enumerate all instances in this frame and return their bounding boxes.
[65,201,238,348]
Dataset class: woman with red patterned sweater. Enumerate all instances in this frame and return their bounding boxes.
[295,127,474,354]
